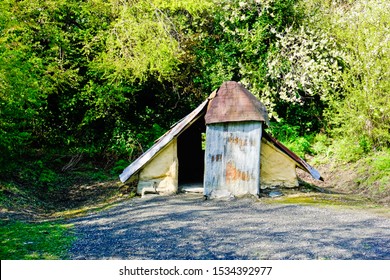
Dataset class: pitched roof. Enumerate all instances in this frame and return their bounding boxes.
[205,81,270,125]
[119,81,321,183]
[119,99,208,183]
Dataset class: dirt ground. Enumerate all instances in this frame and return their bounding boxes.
[68,193,390,260]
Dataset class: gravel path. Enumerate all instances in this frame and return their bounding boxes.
[68,193,390,260]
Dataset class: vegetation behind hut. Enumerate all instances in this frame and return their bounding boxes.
[0,0,389,209]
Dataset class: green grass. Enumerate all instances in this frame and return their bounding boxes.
[353,149,390,201]
[52,202,117,219]
[361,150,390,185]
[265,193,368,207]
[0,220,75,260]
[264,193,390,217]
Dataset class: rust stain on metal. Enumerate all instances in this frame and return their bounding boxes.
[228,136,256,147]
[225,162,251,182]
[211,154,222,162]
[228,136,247,147]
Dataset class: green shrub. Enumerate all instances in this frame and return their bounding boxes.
[355,149,390,199]
[321,0,390,153]
[111,159,130,175]
[17,160,58,192]
[267,120,313,158]
[311,134,331,155]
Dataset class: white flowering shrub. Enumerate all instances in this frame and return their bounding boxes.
[194,0,305,118]
[264,25,345,106]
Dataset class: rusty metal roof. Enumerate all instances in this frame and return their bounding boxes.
[205,81,270,125]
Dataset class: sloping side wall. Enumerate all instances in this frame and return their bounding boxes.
[120,99,208,183]
[260,138,299,188]
[137,139,178,195]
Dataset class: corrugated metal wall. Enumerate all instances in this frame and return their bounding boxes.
[204,122,262,197]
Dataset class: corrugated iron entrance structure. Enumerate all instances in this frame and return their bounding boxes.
[119,81,322,199]
[203,81,269,197]
[204,122,262,197]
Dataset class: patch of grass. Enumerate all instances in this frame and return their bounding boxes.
[354,149,390,202]
[265,193,367,206]
[263,193,389,216]
[52,203,115,219]
[0,220,75,260]
[308,143,390,204]
[363,151,389,184]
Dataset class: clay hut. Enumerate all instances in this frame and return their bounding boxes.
[119,81,322,198]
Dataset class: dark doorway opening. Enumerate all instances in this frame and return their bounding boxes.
[177,116,206,190]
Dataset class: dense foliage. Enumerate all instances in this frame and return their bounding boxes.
[322,0,390,160]
[0,0,388,188]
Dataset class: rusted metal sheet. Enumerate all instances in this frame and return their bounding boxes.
[205,81,270,126]
[204,122,262,197]
[262,132,323,181]
[119,99,208,183]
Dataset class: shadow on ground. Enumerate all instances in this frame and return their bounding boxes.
[68,194,390,260]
